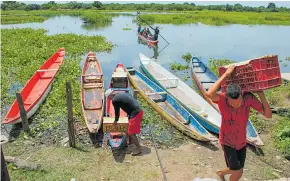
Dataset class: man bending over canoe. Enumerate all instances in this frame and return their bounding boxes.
[206,65,272,181]
[112,92,144,156]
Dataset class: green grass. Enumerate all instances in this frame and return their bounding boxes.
[81,12,113,23]
[1,15,48,24]
[138,11,290,25]
[1,28,113,139]
[3,145,161,181]
[181,52,192,64]
[170,62,189,71]
[273,116,290,157]
[1,10,84,16]
[207,58,235,75]
[123,27,132,30]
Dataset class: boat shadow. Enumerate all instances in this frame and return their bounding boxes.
[112,145,151,163]
[89,130,104,148]
[196,140,220,152]
[247,144,265,156]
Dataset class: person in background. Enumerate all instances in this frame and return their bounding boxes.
[151,26,160,41]
[111,92,144,156]
[206,65,272,181]
[137,24,142,34]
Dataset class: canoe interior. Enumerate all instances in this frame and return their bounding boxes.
[81,54,104,132]
[129,69,209,137]
[139,53,221,134]
[191,57,219,91]
[4,48,65,124]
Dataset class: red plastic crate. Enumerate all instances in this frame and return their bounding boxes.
[219,55,282,92]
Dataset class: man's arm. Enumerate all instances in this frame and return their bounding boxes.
[255,91,272,118]
[206,65,236,102]
[113,103,120,122]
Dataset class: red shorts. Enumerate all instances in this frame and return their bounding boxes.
[128,110,144,135]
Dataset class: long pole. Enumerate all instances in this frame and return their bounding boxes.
[137,14,169,44]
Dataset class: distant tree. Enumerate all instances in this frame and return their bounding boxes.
[25,4,40,11]
[190,3,196,6]
[267,2,276,9]
[226,4,233,11]
[48,1,56,5]
[93,1,103,9]
[233,3,243,12]
[267,2,276,12]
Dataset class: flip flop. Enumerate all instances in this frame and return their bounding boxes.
[131,151,142,156]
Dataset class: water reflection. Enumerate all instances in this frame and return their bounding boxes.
[137,37,159,59]
[82,21,112,31]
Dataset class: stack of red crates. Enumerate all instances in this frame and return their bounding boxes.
[219,55,282,92]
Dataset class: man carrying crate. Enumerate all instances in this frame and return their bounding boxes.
[111,92,144,156]
[206,65,272,181]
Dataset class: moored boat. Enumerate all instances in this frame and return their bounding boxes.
[3,48,65,125]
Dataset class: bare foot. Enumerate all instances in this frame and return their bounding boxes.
[216,171,226,181]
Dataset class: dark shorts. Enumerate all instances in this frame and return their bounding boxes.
[222,144,246,170]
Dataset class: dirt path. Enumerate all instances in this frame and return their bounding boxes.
[3,137,289,181]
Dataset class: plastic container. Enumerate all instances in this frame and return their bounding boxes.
[219,55,282,92]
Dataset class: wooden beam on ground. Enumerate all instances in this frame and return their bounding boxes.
[1,146,10,181]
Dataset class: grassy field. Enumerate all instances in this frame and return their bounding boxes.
[1,15,48,24]
[138,11,290,25]
[2,10,290,25]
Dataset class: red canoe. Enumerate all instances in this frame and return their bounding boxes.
[81,51,104,133]
[106,63,130,148]
[138,33,159,45]
[3,48,65,125]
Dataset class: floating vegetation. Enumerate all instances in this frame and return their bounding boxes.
[81,12,113,23]
[170,62,189,71]
[1,15,48,24]
[138,11,290,26]
[123,27,132,31]
[1,28,113,140]
[181,52,192,64]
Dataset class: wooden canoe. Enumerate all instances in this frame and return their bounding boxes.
[81,51,105,133]
[106,63,130,148]
[3,48,65,125]
[138,33,159,45]
[191,57,264,146]
[127,67,216,142]
[139,53,221,134]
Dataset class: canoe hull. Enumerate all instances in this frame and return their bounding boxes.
[9,84,52,124]
[106,64,130,148]
[127,68,216,142]
[191,57,264,146]
[138,34,159,45]
[3,48,65,125]
[139,53,220,134]
[81,51,105,133]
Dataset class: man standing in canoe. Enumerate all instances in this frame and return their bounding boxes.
[108,91,144,156]
[151,26,160,41]
[206,65,272,181]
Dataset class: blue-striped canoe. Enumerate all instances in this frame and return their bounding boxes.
[127,67,216,142]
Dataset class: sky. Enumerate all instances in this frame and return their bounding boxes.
[20,1,290,8]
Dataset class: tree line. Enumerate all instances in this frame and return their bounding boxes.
[1,1,289,12]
